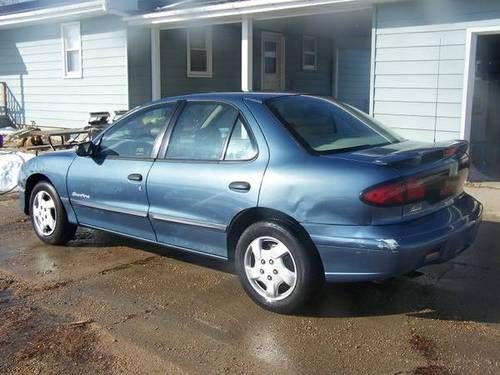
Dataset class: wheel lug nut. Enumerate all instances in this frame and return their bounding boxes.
[269,259,274,265]
[273,269,278,274]
[261,259,265,264]
[260,269,264,274]
[267,275,272,280]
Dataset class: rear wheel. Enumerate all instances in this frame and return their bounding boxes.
[30,181,76,245]
[235,221,323,314]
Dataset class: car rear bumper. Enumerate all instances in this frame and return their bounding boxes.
[303,193,483,282]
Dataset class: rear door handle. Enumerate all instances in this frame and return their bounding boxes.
[128,173,143,182]
[229,181,251,192]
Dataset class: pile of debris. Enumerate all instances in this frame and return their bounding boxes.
[0,126,43,150]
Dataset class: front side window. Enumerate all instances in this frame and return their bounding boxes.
[166,102,238,160]
[266,95,403,154]
[61,22,82,78]
[187,27,212,78]
[302,36,317,71]
[99,104,176,158]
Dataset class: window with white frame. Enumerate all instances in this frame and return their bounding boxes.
[61,22,82,78]
[302,36,317,71]
[187,27,212,78]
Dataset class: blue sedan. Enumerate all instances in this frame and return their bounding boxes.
[19,93,483,313]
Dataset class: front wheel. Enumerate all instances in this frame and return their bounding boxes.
[235,221,323,314]
[30,181,77,245]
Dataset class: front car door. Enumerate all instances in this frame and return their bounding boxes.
[67,102,178,241]
[147,99,269,258]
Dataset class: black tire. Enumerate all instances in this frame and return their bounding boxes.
[29,181,77,245]
[235,221,323,314]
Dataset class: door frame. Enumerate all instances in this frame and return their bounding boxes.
[461,25,500,141]
[260,31,285,91]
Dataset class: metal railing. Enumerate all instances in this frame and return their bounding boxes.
[0,82,6,117]
[0,81,24,128]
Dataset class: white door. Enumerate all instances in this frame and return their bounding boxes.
[261,32,285,91]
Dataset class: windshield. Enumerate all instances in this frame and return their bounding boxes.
[266,95,404,154]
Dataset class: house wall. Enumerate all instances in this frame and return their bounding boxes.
[157,19,370,104]
[128,26,151,108]
[160,24,242,97]
[373,0,500,142]
[334,35,371,112]
[0,15,128,128]
[252,28,333,96]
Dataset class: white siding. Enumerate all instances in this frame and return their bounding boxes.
[0,15,128,128]
[373,0,500,142]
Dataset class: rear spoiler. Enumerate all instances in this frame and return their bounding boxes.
[373,140,469,167]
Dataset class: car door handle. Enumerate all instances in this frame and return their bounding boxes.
[229,181,250,192]
[128,173,143,182]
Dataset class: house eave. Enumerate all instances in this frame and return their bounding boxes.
[0,0,107,29]
[126,0,380,27]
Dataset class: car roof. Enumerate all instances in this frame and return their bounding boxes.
[152,92,298,105]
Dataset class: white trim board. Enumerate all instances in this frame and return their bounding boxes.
[154,5,372,31]
[126,0,375,26]
[461,25,500,141]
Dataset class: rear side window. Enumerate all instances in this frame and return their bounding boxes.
[166,102,238,160]
[224,117,257,161]
[266,95,403,153]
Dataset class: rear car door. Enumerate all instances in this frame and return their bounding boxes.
[67,102,177,240]
[147,100,269,258]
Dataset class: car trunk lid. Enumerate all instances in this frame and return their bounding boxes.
[328,140,470,221]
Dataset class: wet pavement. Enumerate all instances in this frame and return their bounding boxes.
[0,190,499,374]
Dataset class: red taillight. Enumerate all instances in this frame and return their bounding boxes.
[443,147,457,158]
[405,177,426,202]
[362,168,467,207]
[361,181,405,206]
[362,177,427,207]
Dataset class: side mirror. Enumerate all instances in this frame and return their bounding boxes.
[76,141,98,157]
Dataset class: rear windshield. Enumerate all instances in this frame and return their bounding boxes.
[266,95,404,154]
